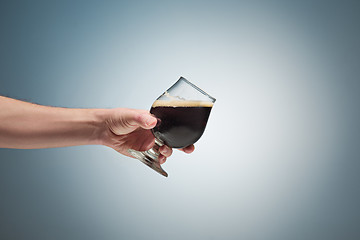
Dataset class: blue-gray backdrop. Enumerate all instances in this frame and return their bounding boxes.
[1,0,360,239]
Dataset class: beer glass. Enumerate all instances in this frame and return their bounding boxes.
[128,77,216,177]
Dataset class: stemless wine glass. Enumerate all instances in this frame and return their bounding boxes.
[128,77,216,177]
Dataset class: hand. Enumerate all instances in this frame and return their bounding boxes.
[0,95,194,164]
[100,108,195,164]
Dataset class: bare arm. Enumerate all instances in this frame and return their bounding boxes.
[0,96,104,149]
[0,96,194,163]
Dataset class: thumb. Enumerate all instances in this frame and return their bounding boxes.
[127,111,157,129]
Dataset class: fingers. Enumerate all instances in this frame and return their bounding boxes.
[158,145,195,164]
[180,144,195,154]
[160,145,173,157]
[158,145,172,164]
[158,155,167,164]
[127,111,157,130]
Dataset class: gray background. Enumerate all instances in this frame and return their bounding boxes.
[1,0,360,239]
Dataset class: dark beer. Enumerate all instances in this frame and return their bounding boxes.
[150,100,213,148]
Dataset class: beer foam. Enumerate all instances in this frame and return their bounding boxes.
[152,100,214,108]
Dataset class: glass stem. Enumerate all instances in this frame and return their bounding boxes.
[127,138,168,177]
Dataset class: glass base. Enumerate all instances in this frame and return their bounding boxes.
[128,139,168,177]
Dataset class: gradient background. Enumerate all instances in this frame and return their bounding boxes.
[1,0,360,239]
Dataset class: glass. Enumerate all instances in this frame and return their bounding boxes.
[128,77,216,177]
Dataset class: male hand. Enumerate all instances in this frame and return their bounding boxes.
[100,108,195,164]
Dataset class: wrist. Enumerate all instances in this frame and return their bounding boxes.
[91,108,119,148]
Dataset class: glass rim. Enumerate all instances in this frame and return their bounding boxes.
[179,76,216,103]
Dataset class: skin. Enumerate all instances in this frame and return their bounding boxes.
[0,96,194,164]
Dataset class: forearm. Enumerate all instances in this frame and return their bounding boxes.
[0,96,107,149]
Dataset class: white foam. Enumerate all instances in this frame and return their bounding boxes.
[152,100,214,108]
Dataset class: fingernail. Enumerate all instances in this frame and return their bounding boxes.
[159,156,166,164]
[145,116,156,126]
[161,147,168,155]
